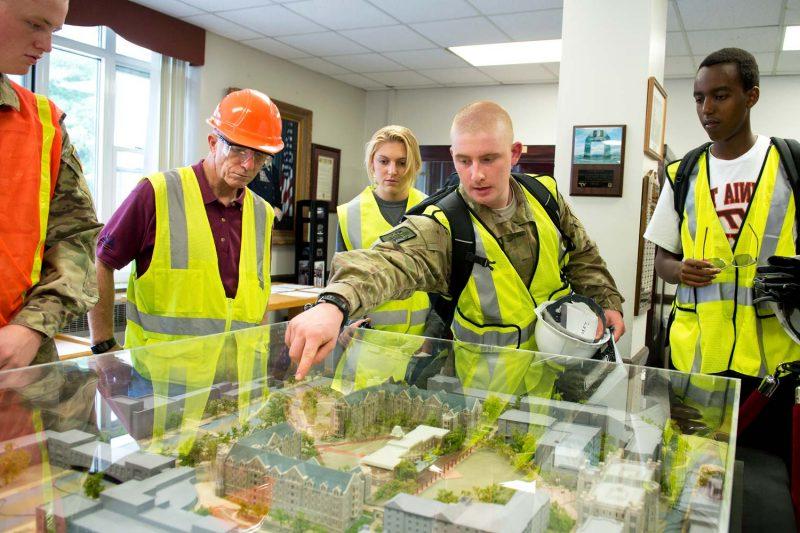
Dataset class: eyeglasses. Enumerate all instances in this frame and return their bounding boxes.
[702,224,759,269]
[217,135,272,167]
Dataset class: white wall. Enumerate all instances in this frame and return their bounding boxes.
[189,32,367,275]
[664,75,800,158]
[364,84,559,146]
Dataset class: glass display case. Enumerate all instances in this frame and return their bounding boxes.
[0,323,738,532]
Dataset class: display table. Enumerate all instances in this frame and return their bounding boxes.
[0,323,739,532]
[267,283,323,317]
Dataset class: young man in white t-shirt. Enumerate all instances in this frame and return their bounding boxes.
[646,48,797,530]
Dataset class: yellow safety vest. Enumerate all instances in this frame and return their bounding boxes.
[431,175,572,395]
[669,145,800,376]
[337,186,431,335]
[125,166,273,348]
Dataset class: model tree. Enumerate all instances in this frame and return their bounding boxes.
[301,389,319,424]
[83,472,105,499]
[437,427,466,456]
[0,443,31,486]
[435,489,459,503]
[481,395,505,423]
[394,459,417,481]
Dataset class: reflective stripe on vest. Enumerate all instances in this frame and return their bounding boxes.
[337,186,430,334]
[125,166,273,346]
[448,175,571,351]
[670,146,800,376]
[0,83,62,325]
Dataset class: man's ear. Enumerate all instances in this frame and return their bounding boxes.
[746,85,760,108]
[510,142,524,166]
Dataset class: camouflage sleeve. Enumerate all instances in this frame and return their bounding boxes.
[557,193,624,312]
[325,214,451,318]
[10,122,102,339]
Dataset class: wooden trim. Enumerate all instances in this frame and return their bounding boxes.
[644,76,668,161]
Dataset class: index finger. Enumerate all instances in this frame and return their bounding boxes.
[295,337,334,380]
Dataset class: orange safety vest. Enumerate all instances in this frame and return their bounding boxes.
[0,80,62,325]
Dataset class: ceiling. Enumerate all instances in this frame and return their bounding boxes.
[131,0,800,90]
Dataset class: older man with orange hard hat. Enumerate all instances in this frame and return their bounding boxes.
[88,89,283,352]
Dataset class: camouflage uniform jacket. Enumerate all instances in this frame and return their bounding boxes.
[0,75,102,364]
[327,177,623,319]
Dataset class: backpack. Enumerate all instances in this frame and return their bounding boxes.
[404,173,571,326]
[672,137,800,251]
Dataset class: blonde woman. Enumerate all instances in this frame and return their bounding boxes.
[336,125,430,335]
[333,126,441,391]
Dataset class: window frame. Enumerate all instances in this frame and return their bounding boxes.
[34,27,162,224]
[34,27,162,284]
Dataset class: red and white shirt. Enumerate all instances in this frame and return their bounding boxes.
[645,135,778,253]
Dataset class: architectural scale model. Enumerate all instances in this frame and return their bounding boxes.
[3,326,737,533]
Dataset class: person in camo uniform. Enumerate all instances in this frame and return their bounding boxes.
[287,101,624,381]
[0,0,101,369]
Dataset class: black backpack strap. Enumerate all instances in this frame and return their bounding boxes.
[771,137,800,252]
[512,173,574,252]
[673,142,712,226]
[404,187,480,326]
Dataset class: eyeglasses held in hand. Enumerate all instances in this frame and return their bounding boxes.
[702,224,759,269]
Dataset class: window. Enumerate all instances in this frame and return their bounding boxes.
[35,25,162,282]
[36,25,160,219]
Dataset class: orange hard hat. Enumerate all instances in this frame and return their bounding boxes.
[206,89,284,154]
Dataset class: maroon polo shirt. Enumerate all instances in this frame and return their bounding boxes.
[97,161,245,298]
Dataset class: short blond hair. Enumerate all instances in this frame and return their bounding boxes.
[450,101,514,144]
[364,125,422,184]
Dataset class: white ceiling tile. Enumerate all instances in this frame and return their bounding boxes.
[411,16,511,47]
[667,1,682,32]
[675,0,782,31]
[131,0,202,18]
[468,0,562,16]
[383,48,470,69]
[285,0,397,30]
[478,63,557,83]
[786,7,800,25]
[340,25,436,52]
[183,13,263,40]
[277,32,370,55]
[290,57,351,75]
[418,67,496,84]
[686,27,781,55]
[776,51,800,73]
[332,73,388,89]
[324,53,404,72]
[363,70,440,88]
[664,55,696,78]
[219,5,324,36]
[242,37,310,59]
[666,31,689,56]
[752,52,776,74]
[367,0,478,24]
[183,0,270,11]
[489,9,562,41]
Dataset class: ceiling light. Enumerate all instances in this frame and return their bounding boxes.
[449,40,562,67]
[784,26,800,51]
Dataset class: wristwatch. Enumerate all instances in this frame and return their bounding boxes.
[316,293,350,328]
[91,338,118,354]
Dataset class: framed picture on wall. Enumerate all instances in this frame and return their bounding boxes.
[644,77,668,161]
[310,144,341,205]
[569,125,626,197]
[224,88,313,245]
[270,99,312,244]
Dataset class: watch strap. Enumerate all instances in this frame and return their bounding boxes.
[91,338,118,355]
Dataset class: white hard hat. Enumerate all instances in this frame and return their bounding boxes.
[755,255,800,345]
[534,294,610,358]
